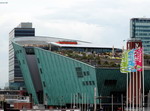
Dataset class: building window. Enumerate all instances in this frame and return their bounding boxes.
[40,68,43,74]
[86,81,89,85]
[89,81,92,85]
[86,71,90,75]
[83,71,90,76]
[37,58,40,63]
[82,81,95,86]
[82,81,86,86]
[43,81,46,87]
[18,60,21,65]
[92,81,95,85]
[75,67,83,78]
[83,72,86,76]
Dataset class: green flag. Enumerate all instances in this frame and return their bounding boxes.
[120,50,130,73]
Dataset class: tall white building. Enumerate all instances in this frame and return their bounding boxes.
[9,23,35,89]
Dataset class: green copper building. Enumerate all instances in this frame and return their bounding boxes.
[12,36,150,110]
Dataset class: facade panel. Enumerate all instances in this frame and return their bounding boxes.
[12,42,39,104]
[34,48,98,105]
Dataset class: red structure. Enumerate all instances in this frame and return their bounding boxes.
[14,102,32,110]
[56,41,78,45]
[127,40,143,107]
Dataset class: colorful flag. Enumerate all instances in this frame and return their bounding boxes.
[135,48,143,71]
[128,49,136,72]
[120,50,130,73]
[120,48,143,73]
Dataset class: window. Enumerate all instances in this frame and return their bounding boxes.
[86,81,89,85]
[43,81,46,87]
[22,60,25,64]
[40,68,43,74]
[89,81,92,85]
[83,71,90,76]
[92,81,95,85]
[18,60,21,65]
[82,81,95,86]
[86,71,90,75]
[75,67,83,78]
[82,81,86,86]
[37,58,40,63]
[83,72,86,76]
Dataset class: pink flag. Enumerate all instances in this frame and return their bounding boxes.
[134,48,143,71]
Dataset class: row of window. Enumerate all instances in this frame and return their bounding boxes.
[140,37,150,40]
[18,59,25,65]
[133,26,150,28]
[143,41,150,43]
[132,20,150,23]
[60,47,115,53]
[135,33,150,36]
[15,50,22,54]
[75,67,90,78]
[143,45,150,47]
[135,30,150,32]
[15,30,35,33]
[82,81,95,86]
[144,49,150,51]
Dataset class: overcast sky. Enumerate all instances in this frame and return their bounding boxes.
[0,0,150,88]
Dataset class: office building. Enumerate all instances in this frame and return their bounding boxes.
[130,18,150,54]
[9,23,35,89]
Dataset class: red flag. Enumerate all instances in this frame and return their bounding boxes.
[134,48,143,71]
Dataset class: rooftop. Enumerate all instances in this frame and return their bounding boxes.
[17,22,33,28]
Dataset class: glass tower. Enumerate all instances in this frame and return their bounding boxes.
[130,18,150,54]
[9,23,35,89]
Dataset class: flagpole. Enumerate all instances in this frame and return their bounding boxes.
[133,72,135,111]
[136,71,138,111]
[139,72,141,108]
[142,48,145,111]
[130,72,132,111]
[126,72,128,110]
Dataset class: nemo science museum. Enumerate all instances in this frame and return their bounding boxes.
[12,35,150,109]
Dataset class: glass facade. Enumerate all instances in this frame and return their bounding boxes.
[9,23,35,89]
[130,18,150,54]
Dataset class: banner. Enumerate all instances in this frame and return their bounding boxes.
[128,49,136,72]
[120,48,143,73]
[135,48,143,71]
[120,50,130,73]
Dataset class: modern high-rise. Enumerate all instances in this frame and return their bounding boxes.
[9,23,35,89]
[130,18,150,54]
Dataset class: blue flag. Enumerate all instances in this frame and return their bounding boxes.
[127,49,136,72]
